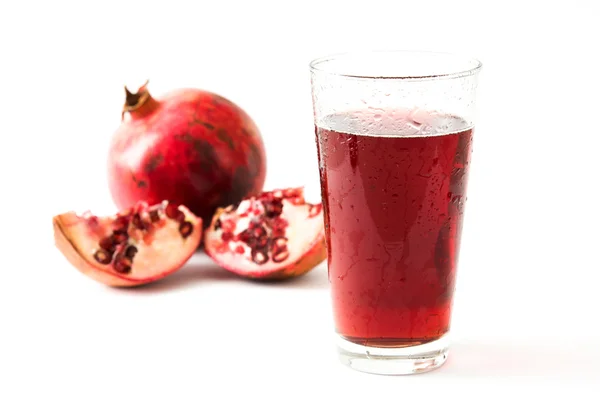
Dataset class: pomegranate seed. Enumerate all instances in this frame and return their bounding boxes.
[272,243,288,254]
[132,213,148,230]
[149,210,161,223]
[272,229,285,237]
[270,226,287,237]
[272,249,290,263]
[270,207,283,218]
[256,235,269,249]
[99,237,115,252]
[271,217,288,230]
[238,229,255,246]
[93,249,112,265]
[251,249,269,265]
[82,212,98,224]
[112,230,128,243]
[271,241,288,257]
[248,220,261,229]
[237,229,250,241]
[264,200,283,218]
[179,221,193,238]
[165,203,183,220]
[221,231,234,242]
[252,226,267,238]
[235,245,245,254]
[113,257,132,274]
[260,191,275,201]
[124,245,138,259]
[271,237,287,248]
[113,215,129,230]
[308,204,323,218]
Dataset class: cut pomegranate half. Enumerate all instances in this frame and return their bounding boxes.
[204,187,327,280]
[53,201,202,287]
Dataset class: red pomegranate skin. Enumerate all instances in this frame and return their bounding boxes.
[108,86,267,225]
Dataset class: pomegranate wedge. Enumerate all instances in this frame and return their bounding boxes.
[53,201,202,287]
[204,188,327,280]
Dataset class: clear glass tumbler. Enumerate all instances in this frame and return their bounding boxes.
[310,51,481,375]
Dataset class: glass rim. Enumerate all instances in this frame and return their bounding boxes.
[309,50,482,81]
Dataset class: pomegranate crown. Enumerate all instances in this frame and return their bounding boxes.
[122,79,151,120]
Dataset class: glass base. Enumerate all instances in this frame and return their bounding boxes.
[337,334,449,375]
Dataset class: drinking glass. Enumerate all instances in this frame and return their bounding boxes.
[310,51,481,375]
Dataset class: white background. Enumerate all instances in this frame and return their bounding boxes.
[1,0,599,398]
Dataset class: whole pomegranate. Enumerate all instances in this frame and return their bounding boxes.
[108,81,267,226]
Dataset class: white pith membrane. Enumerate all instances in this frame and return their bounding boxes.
[54,201,202,282]
[205,189,324,275]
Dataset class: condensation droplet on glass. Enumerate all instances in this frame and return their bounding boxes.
[408,119,422,131]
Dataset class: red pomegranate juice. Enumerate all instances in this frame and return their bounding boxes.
[316,110,473,347]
